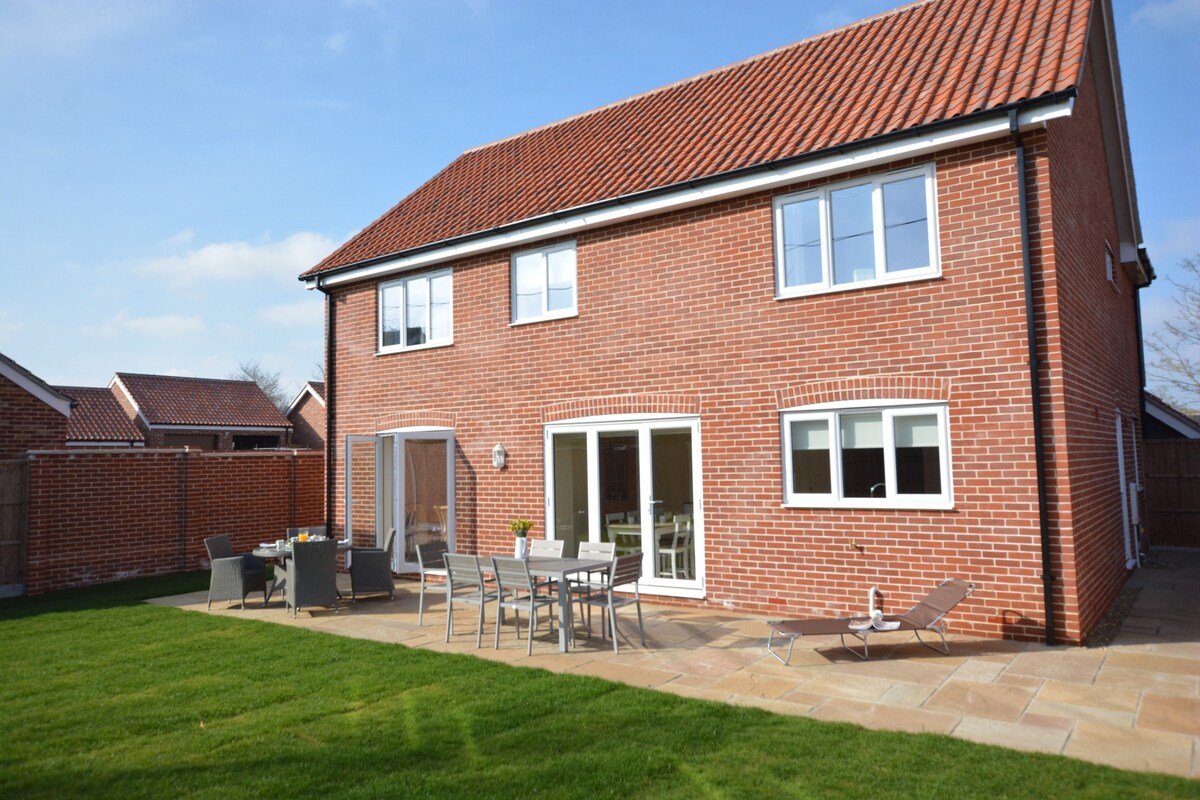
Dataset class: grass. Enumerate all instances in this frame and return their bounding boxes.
[0,575,1196,799]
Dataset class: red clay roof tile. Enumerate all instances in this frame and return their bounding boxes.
[56,386,145,443]
[303,0,1092,279]
[114,373,290,429]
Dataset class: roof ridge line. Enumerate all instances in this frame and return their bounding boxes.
[462,0,942,155]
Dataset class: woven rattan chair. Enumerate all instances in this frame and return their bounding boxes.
[491,556,558,655]
[283,539,339,617]
[416,541,450,625]
[350,528,396,602]
[204,535,267,609]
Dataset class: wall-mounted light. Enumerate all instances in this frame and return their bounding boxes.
[492,443,508,470]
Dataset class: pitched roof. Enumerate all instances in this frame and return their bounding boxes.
[56,386,145,443]
[1145,393,1200,439]
[285,381,326,417]
[0,351,73,416]
[112,373,291,429]
[304,0,1092,279]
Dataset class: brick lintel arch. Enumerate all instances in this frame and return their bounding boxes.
[373,410,458,432]
[542,394,700,423]
[776,376,952,409]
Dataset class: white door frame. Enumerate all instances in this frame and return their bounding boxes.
[378,427,456,572]
[544,414,704,599]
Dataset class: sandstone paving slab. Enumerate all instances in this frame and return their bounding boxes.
[949,658,1008,683]
[1064,720,1196,778]
[1019,711,1075,732]
[1104,650,1200,678]
[706,670,800,701]
[1137,694,1200,737]
[924,678,1037,722]
[657,645,764,679]
[1035,679,1141,713]
[658,682,742,705]
[730,694,816,716]
[808,697,960,735]
[994,672,1044,690]
[1005,648,1106,682]
[879,682,937,708]
[1094,664,1198,697]
[826,656,955,686]
[793,671,896,703]
[952,716,1071,754]
[569,660,682,689]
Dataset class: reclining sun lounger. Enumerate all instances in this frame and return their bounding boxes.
[765,578,975,663]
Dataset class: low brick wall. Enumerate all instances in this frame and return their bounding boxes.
[24,448,324,594]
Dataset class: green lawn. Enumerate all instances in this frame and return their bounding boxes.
[0,575,1195,800]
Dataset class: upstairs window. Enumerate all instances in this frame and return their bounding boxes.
[512,241,577,324]
[379,269,453,353]
[1105,241,1118,289]
[782,402,952,509]
[774,165,938,297]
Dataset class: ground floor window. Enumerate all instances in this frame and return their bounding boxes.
[782,403,951,509]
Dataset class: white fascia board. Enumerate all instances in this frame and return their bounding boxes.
[1,362,72,417]
[285,384,325,417]
[1145,401,1200,439]
[309,101,1074,290]
[150,424,290,433]
[108,376,153,430]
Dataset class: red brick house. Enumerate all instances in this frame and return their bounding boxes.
[285,381,326,450]
[300,0,1152,645]
[0,352,73,459]
[110,373,292,451]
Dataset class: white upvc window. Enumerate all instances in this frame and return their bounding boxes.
[378,268,453,354]
[782,402,952,509]
[773,165,939,298]
[511,240,577,325]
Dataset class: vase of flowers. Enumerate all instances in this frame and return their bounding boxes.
[509,518,533,559]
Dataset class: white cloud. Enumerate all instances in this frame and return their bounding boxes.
[258,299,325,327]
[325,32,349,53]
[137,231,339,286]
[84,310,204,338]
[1133,0,1200,26]
[0,0,168,57]
[166,228,194,247]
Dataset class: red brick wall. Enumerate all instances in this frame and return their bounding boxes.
[24,449,324,594]
[0,376,67,458]
[324,115,1139,644]
[289,394,326,450]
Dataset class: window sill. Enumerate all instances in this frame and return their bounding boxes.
[376,340,453,356]
[510,310,578,327]
[776,269,940,300]
[782,498,954,511]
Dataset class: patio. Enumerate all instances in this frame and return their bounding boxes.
[154,549,1200,779]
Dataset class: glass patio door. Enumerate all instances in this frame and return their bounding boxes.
[348,430,454,572]
[546,418,702,595]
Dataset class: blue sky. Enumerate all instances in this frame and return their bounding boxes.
[1,0,1197,401]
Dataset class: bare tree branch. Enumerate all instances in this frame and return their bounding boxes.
[1148,255,1200,412]
[230,360,288,413]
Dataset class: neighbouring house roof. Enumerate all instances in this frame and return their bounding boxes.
[285,381,326,417]
[56,386,145,444]
[303,0,1094,280]
[1145,393,1200,439]
[0,351,73,417]
[111,373,291,429]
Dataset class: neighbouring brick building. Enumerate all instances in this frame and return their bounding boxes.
[56,386,146,447]
[0,352,73,459]
[286,381,326,450]
[299,0,1153,645]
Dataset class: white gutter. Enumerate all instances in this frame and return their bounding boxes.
[308,99,1074,290]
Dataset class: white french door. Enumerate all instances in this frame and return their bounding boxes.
[545,417,703,597]
[345,429,455,573]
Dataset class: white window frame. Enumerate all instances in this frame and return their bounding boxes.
[511,240,578,325]
[781,400,953,510]
[377,268,453,354]
[1105,241,1119,291]
[773,164,939,299]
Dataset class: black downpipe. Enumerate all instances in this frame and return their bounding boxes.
[1010,110,1057,647]
[321,283,335,536]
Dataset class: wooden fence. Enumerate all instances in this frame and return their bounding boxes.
[1144,440,1200,548]
[0,460,27,597]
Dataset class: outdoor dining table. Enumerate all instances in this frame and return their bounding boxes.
[485,555,611,653]
[252,540,352,604]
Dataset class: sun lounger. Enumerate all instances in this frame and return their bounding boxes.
[765,578,975,663]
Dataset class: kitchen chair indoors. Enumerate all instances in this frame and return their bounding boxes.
[283,539,340,617]
[577,553,646,654]
[491,557,559,655]
[205,535,268,609]
[416,541,450,625]
[444,554,497,648]
[349,528,395,602]
[657,515,693,579]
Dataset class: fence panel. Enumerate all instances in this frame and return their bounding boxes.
[0,460,27,596]
[1144,440,1200,548]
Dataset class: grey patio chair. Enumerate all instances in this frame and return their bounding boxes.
[765,578,976,663]
[349,528,395,602]
[491,557,559,655]
[283,539,339,617]
[577,553,646,654]
[444,554,497,648]
[527,538,564,596]
[416,541,450,625]
[204,534,268,609]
